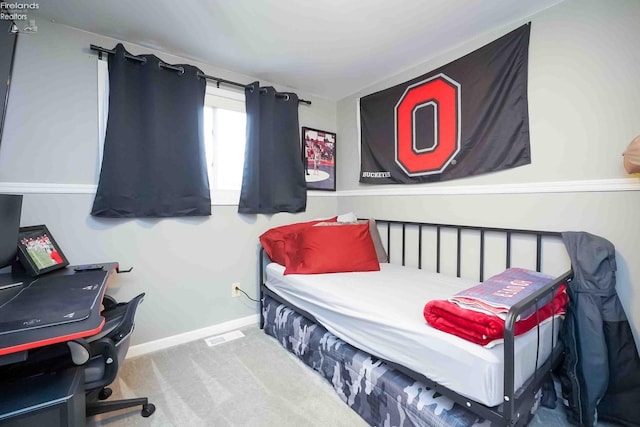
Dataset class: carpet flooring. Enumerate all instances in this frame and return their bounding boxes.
[87,327,610,427]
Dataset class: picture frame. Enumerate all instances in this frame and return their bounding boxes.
[302,127,336,191]
[17,225,69,276]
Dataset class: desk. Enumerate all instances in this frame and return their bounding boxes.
[0,263,118,365]
[0,366,85,426]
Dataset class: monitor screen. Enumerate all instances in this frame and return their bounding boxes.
[0,19,18,149]
[0,194,22,269]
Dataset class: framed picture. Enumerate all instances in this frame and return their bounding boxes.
[302,127,336,191]
[17,225,69,276]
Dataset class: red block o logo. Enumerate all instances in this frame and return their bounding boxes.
[394,73,461,176]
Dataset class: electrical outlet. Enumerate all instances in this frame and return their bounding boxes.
[231,283,241,298]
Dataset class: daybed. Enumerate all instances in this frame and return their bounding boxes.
[259,219,572,426]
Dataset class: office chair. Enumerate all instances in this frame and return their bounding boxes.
[68,292,156,418]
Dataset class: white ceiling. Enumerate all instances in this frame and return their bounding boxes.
[35,0,564,100]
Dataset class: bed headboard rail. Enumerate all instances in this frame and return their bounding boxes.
[373,219,564,282]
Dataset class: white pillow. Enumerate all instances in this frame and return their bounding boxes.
[337,212,358,222]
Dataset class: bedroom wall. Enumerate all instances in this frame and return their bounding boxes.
[336,0,640,349]
[0,19,338,346]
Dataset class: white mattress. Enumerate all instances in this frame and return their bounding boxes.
[265,262,559,407]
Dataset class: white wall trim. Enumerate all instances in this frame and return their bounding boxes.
[308,190,338,197]
[0,182,98,194]
[207,190,338,204]
[126,314,259,359]
[1,177,638,198]
[337,177,640,197]
[0,182,339,198]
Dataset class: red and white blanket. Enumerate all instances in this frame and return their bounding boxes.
[423,268,568,347]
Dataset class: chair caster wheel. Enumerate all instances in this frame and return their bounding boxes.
[141,403,156,418]
[98,387,112,400]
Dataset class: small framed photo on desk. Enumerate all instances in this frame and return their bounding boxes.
[17,225,69,276]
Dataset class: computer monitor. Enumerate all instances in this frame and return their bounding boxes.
[0,20,18,150]
[0,194,22,270]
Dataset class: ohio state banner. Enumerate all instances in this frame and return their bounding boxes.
[360,24,531,184]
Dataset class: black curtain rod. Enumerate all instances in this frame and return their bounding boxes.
[89,44,312,105]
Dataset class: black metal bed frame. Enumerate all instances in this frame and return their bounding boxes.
[259,219,573,426]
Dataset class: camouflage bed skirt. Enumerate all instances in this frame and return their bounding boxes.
[262,294,508,427]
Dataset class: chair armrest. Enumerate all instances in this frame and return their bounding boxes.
[102,294,118,311]
[85,337,119,391]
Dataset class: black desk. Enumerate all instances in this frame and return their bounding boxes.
[0,263,117,365]
[0,366,85,426]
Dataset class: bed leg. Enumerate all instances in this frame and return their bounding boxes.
[259,285,265,330]
[259,248,265,330]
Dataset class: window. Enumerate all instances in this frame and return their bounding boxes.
[203,86,247,205]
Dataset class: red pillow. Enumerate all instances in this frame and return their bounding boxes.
[259,217,337,265]
[284,222,380,274]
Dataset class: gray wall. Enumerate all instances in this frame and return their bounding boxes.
[337,0,640,347]
[0,20,338,345]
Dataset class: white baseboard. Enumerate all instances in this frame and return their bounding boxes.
[126,314,259,359]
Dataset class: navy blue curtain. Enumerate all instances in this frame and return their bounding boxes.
[238,83,306,214]
[91,44,211,218]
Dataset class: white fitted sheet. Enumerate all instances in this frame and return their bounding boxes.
[265,262,559,407]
